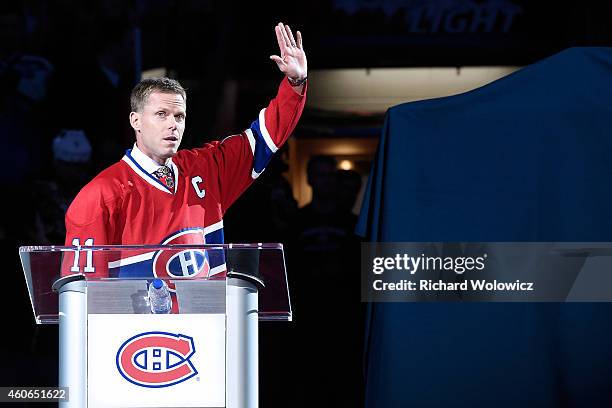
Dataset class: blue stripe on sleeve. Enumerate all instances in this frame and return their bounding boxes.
[250,118,275,174]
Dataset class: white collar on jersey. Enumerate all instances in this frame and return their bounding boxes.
[122,144,179,195]
[131,143,175,172]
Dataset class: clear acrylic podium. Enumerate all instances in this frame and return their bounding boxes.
[20,243,292,408]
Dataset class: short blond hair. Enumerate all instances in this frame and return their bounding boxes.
[130,77,186,112]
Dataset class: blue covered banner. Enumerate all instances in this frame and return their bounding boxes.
[357,48,612,407]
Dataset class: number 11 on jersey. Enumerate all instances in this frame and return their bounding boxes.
[70,238,95,273]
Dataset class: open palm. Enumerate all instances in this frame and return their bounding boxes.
[270,23,307,81]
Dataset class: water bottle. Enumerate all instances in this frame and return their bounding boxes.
[148,279,172,314]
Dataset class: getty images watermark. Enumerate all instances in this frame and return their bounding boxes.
[372,252,533,292]
[361,243,612,301]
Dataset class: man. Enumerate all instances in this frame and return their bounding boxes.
[64,23,307,279]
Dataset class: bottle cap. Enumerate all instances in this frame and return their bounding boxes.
[151,279,163,290]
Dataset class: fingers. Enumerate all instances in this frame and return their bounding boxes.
[285,24,297,47]
[269,55,286,69]
[275,25,286,55]
[277,22,292,48]
[296,30,303,49]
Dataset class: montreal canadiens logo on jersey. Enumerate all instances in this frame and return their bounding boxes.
[153,229,210,278]
[116,331,198,388]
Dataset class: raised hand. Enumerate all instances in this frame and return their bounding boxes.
[270,23,307,85]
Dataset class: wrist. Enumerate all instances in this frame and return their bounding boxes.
[287,75,307,87]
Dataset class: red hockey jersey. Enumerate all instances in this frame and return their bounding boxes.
[64,78,306,279]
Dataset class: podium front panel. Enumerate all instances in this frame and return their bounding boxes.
[86,279,226,407]
[88,314,226,407]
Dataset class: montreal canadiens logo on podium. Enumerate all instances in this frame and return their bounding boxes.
[153,229,210,278]
[116,331,198,388]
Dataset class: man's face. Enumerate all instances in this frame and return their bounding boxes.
[130,91,186,164]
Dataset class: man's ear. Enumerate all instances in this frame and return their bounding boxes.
[129,111,141,132]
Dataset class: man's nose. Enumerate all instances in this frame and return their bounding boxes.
[168,116,177,129]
